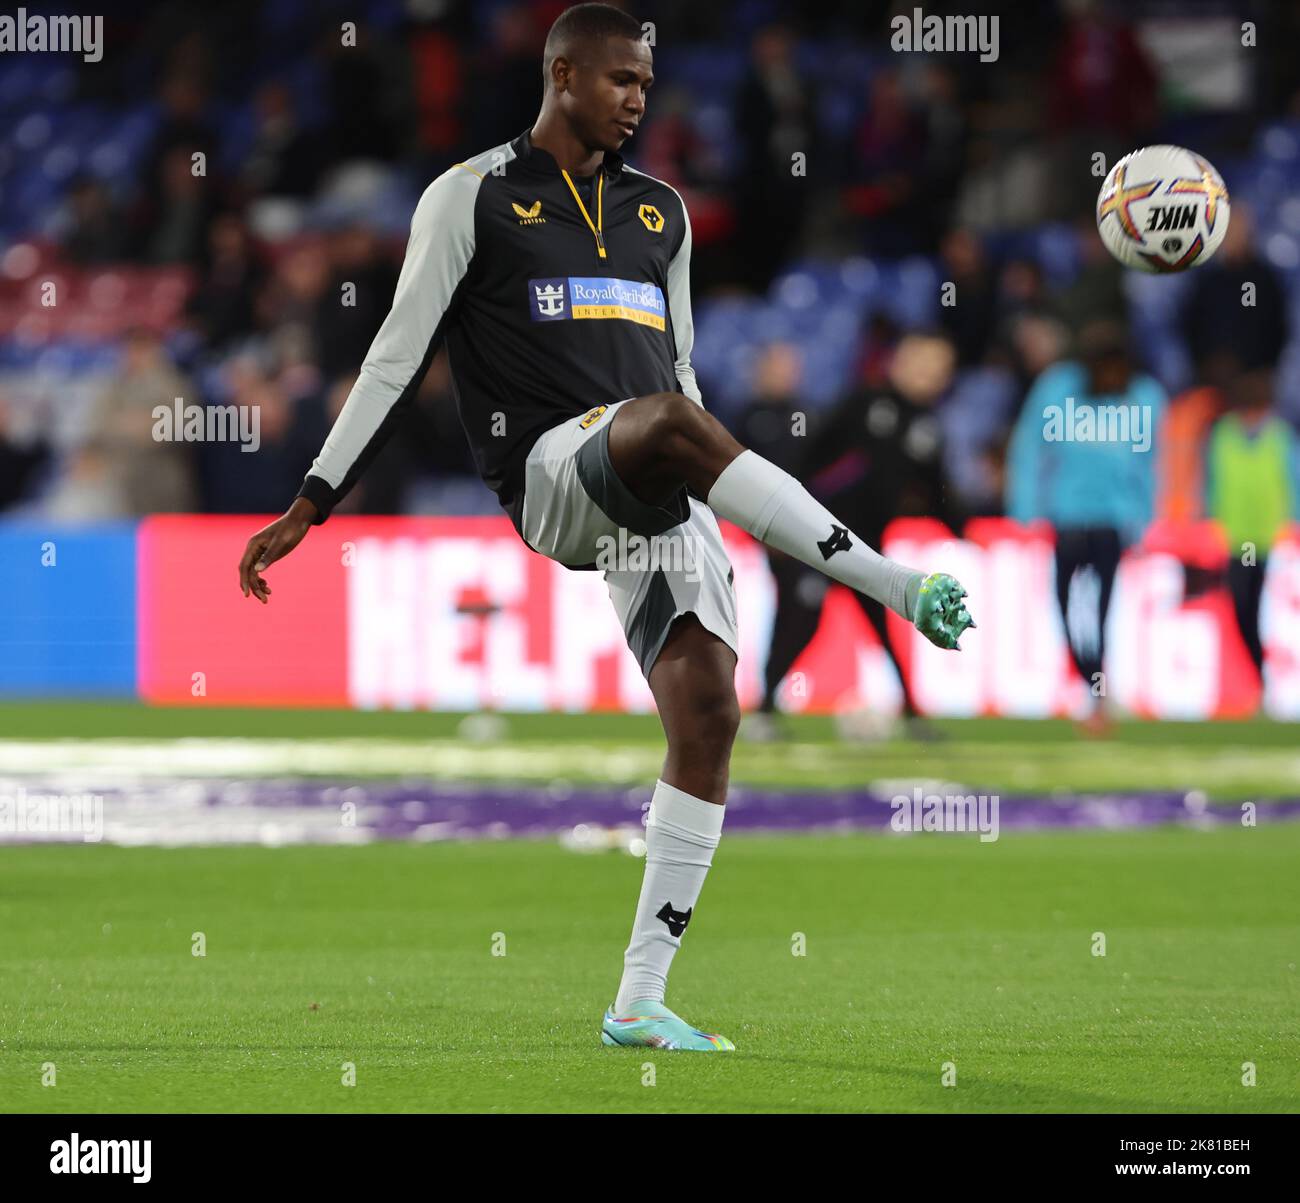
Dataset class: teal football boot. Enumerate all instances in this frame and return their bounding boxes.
[912,572,976,650]
[601,1001,735,1051]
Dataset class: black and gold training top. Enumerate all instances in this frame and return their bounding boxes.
[295,128,702,546]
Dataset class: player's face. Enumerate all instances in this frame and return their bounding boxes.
[569,37,653,153]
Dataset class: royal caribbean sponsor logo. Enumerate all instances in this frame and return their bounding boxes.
[531,277,567,319]
[528,277,666,330]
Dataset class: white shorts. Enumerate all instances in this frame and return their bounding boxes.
[520,398,740,678]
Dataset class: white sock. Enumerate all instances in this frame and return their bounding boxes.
[614,779,725,1013]
[707,449,923,620]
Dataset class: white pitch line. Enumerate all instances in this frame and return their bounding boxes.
[0,738,666,781]
[0,739,1296,791]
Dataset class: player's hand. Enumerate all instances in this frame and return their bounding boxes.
[238,498,318,604]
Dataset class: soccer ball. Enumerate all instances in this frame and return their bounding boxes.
[1095,144,1230,273]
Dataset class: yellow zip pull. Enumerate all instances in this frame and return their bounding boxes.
[596,173,605,259]
[562,168,607,260]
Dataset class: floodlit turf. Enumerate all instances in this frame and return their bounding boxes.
[1,704,1298,797]
[1,827,1297,1113]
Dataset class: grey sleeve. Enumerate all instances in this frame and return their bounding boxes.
[664,191,702,407]
[296,165,480,522]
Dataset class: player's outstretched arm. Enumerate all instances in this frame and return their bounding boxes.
[294,165,479,526]
[238,165,478,605]
[238,496,319,604]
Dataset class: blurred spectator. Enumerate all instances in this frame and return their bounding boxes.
[185,213,267,350]
[417,351,477,479]
[730,340,813,736]
[806,330,960,530]
[81,328,199,514]
[1048,0,1158,135]
[322,19,411,162]
[848,62,967,251]
[733,341,805,474]
[845,68,925,255]
[937,228,998,367]
[132,145,220,267]
[914,64,969,247]
[639,86,722,192]
[57,177,130,265]
[265,321,324,407]
[941,365,1020,515]
[126,65,220,268]
[315,223,401,381]
[637,85,732,290]
[240,83,328,200]
[746,333,959,735]
[734,23,818,288]
[466,3,545,156]
[1006,319,1166,728]
[256,240,331,339]
[1205,369,1299,678]
[322,350,472,517]
[139,73,219,205]
[994,256,1072,395]
[0,394,49,512]
[1046,0,1158,210]
[855,313,902,389]
[1181,204,1289,393]
[42,447,130,522]
[1052,215,1126,334]
[954,136,1055,231]
[199,356,322,513]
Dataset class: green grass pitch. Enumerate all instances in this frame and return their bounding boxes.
[3,703,1300,797]
[1,826,1297,1112]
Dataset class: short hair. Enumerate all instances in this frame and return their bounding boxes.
[543,3,644,89]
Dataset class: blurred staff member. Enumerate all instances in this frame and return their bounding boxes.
[1205,369,1299,682]
[1155,379,1225,526]
[1006,320,1165,730]
[743,333,959,739]
[1181,204,1288,394]
[1156,208,1278,526]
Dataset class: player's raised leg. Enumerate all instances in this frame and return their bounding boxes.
[607,392,975,649]
[602,614,737,1052]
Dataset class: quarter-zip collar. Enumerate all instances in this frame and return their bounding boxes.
[509,128,625,180]
[511,129,620,261]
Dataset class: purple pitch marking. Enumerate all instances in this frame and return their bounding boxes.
[3,776,1295,844]
[316,783,1300,839]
